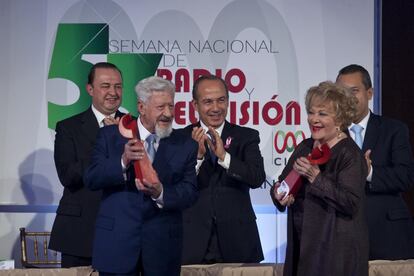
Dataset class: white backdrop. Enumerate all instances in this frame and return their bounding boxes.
[0,0,374,266]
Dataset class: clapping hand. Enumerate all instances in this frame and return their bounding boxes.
[192,126,207,159]
[364,149,372,176]
[206,127,226,162]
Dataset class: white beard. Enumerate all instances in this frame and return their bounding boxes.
[155,123,173,138]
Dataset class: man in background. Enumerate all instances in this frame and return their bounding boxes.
[49,62,123,267]
[337,64,414,260]
[181,75,265,264]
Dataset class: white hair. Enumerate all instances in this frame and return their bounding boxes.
[135,76,175,103]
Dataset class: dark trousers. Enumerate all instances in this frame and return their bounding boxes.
[61,253,92,268]
[202,222,223,264]
[99,256,144,276]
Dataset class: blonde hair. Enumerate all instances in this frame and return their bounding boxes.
[305,81,357,130]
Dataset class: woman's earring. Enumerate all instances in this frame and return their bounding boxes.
[336,127,341,138]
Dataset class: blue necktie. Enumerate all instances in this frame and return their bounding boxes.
[146,134,157,162]
[209,146,217,164]
[351,124,364,149]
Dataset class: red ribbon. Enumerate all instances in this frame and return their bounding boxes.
[119,114,144,181]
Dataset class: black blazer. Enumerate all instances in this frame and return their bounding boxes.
[363,113,414,260]
[182,121,265,264]
[49,108,123,257]
[271,138,369,276]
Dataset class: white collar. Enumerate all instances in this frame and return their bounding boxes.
[350,111,370,130]
[137,117,158,142]
[91,105,115,126]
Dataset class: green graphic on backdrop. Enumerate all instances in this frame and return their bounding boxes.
[48,24,108,129]
[108,53,162,117]
[48,23,162,130]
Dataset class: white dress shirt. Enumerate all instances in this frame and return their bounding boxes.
[91,104,115,128]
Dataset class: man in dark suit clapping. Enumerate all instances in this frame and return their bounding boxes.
[49,62,124,267]
[182,75,265,264]
[337,64,414,260]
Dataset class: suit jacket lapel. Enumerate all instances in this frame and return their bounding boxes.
[82,108,124,143]
[81,108,100,144]
[221,121,231,141]
[115,110,124,120]
[221,121,235,154]
[152,132,176,178]
[363,113,380,153]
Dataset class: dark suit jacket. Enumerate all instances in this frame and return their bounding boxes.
[271,138,369,276]
[49,108,122,257]
[363,113,414,260]
[84,126,198,274]
[181,121,265,264]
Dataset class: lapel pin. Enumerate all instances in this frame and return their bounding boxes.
[224,136,233,149]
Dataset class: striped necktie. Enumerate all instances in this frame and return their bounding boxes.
[146,134,157,162]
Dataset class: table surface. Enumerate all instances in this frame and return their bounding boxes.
[0,260,413,276]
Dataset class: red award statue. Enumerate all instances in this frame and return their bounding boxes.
[118,114,159,184]
[277,143,331,199]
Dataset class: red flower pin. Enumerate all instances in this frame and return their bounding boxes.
[307,143,331,165]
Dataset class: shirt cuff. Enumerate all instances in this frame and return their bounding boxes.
[218,152,231,169]
[121,157,128,181]
[152,187,164,208]
[196,157,204,175]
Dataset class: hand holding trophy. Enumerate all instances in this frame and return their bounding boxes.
[119,114,159,184]
[277,143,331,200]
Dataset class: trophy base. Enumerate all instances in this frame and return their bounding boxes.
[276,180,290,200]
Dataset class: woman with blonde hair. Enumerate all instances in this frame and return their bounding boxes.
[271,81,369,276]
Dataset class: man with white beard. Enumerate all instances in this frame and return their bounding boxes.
[84,76,198,276]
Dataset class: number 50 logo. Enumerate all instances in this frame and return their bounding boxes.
[274,130,306,154]
[47,23,162,130]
